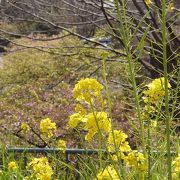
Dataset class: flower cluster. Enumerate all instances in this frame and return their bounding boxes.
[73,78,103,104]
[40,118,56,138]
[8,161,18,171]
[143,77,171,104]
[67,104,87,128]
[69,78,147,177]
[172,154,180,179]
[108,130,131,158]
[141,104,157,126]
[107,130,147,172]
[124,150,147,172]
[96,165,120,180]
[68,78,111,141]
[21,123,30,133]
[27,157,53,180]
[68,113,86,128]
[141,78,172,129]
[68,111,111,141]
[84,112,111,141]
[57,139,66,152]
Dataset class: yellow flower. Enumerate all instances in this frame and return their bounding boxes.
[21,123,30,132]
[145,0,152,5]
[108,130,131,153]
[167,2,174,12]
[73,78,103,103]
[8,161,18,171]
[143,78,171,104]
[40,118,56,138]
[108,130,128,146]
[75,103,87,115]
[68,113,86,128]
[151,120,157,128]
[124,150,147,172]
[119,141,131,153]
[141,111,150,120]
[57,139,66,152]
[172,172,179,180]
[84,112,111,141]
[172,154,180,176]
[144,105,156,114]
[28,157,53,180]
[96,165,120,180]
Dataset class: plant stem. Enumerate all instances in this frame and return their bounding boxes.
[147,108,151,180]
[102,56,126,179]
[161,0,172,179]
[114,0,145,151]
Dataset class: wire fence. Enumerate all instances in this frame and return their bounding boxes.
[1,148,177,180]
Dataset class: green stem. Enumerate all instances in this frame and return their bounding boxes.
[102,57,126,179]
[89,101,103,170]
[161,0,172,179]
[147,107,151,180]
[114,0,145,152]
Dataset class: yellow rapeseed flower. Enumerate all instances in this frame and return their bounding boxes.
[28,157,53,180]
[75,103,87,115]
[96,165,120,180]
[172,172,179,180]
[57,139,66,152]
[150,120,157,128]
[40,118,56,138]
[145,0,152,5]
[8,161,18,171]
[144,105,156,113]
[141,105,156,121]
[172,154,180,178]
[167,2,174,12]
[108,130,131,154]
[73,78,103,103]
[143,77,171,104]
[124,150,147,172]
[68,113,86,128]
[21,123,30,133]
[84,112,111,141]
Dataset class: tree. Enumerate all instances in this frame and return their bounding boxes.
[0,0,179,83]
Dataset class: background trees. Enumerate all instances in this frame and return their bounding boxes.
[0,0,179,80]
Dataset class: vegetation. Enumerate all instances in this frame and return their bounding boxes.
[0,0,179,180]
